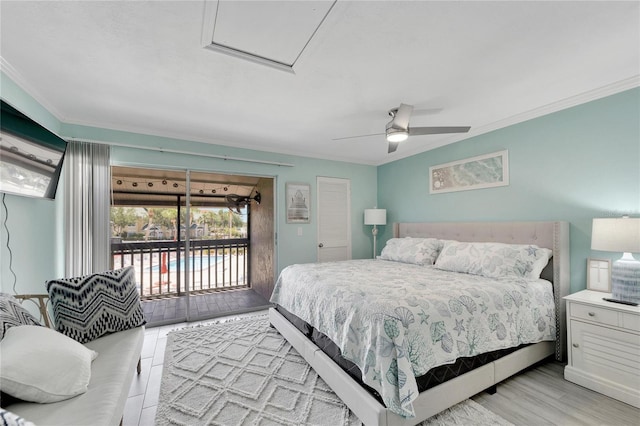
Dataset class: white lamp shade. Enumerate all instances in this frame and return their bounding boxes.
[591,218,640,253]
[364,209,386,226]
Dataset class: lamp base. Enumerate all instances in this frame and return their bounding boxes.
[371,225,378,259]
[610,255,640,304]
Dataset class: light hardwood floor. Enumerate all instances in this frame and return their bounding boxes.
[124,311,640,426]
[471,362,639,425]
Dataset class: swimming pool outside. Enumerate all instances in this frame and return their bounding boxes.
[146,254,226,272]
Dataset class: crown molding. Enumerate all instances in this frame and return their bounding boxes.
[0,56,66,121]
[473,75,640,136]
[378,76,640,166]
[1,54,637,167]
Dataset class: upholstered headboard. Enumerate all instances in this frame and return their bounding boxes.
[394,221,570,361]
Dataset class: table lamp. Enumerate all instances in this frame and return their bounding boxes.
[591,217,640,304]
[364,208,386,258]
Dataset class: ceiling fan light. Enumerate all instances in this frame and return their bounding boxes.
[386,129,409,143]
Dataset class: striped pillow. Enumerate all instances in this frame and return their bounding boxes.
[0,294,41,340]
[0,408,36,426]
[46,266,146,343]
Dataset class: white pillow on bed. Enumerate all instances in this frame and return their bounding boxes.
[434,240,552,279]
[379,237,443,265]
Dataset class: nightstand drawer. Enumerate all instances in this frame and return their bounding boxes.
[622,312,640,331]
[571,303,618,327]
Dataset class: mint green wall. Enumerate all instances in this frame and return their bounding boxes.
[0,72,66,295]
[378,88,640,293]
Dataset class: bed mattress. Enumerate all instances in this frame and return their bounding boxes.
[276,305,527,403]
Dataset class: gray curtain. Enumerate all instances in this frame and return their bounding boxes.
[64,141,111,276]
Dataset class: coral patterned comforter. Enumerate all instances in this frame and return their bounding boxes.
[270,259,555,418]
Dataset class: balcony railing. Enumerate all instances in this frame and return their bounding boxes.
[110,238,249,299]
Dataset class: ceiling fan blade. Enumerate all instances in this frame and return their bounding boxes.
[409,126,471,136]
[391,103,413,129]
[412,107,443,116]
[332,132,384,141]
[388,141,400,153]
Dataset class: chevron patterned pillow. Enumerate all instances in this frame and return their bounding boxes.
[0,294,42,340]
[46,266,146,343]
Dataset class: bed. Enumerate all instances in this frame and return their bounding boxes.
[269,221,569,426]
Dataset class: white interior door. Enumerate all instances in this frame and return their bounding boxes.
[317,176,351,262]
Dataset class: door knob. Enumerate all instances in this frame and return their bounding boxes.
[318,243,324,248]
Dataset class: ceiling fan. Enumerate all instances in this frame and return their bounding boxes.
[334,103,471,153]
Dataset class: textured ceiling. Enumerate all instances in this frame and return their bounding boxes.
[1,1,638,165]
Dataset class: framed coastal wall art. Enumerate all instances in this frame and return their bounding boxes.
[429,150,509,194]
[286,182,310,223]
[587,258,612,292]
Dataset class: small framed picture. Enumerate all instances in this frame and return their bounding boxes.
[285,182,310,223]
[587,258,611,292]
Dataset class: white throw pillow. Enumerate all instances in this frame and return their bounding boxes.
[0,325,98,403]
[379,237,443,265]
[435,241,552,279]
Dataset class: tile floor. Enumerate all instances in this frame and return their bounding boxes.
[123,309,269,426]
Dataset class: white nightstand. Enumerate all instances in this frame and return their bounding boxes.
[564,290,640,407]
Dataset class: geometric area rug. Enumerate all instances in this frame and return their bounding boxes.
[156,315,513,426]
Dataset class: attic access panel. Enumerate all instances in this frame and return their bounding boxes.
[201,0,336,72]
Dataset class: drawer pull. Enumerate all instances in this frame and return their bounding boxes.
[588,312,596,317]
[572,343,579,348]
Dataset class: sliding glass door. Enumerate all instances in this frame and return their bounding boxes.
[110,166,189,325]
[186,170,250,322]
[110,166,255,325]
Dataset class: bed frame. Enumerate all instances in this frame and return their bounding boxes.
[269,221,570,426]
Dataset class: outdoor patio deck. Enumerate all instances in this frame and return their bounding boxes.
[141,289,271,327]
[110,237,271,327]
